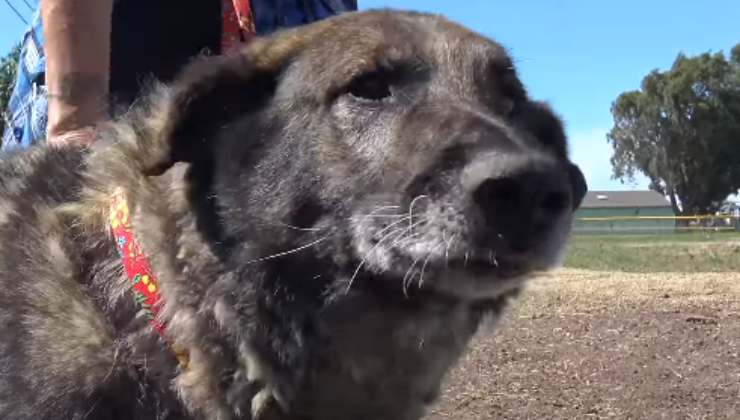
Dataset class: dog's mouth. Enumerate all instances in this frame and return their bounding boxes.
[354,246,536,301]
[382,254,531,301]
[444,255,525,279]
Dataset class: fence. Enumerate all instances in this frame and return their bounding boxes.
[573,214,740,235]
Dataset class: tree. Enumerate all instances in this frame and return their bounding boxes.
[607,44,740,215]
[0,43,22,136]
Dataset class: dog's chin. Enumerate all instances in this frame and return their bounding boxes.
[423,268,527,301]
[378,254,544,302]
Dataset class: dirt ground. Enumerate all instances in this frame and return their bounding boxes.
[425,269,740,419]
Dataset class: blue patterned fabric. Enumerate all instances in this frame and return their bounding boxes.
[253,0,357,34]
[1,11,46,151]
[1,0,357,151]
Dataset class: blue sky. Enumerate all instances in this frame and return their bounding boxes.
[1,0,738,191]
[0,0,32,49]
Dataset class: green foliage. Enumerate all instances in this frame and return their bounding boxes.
[0,43,22,136]
[607,44,740,215]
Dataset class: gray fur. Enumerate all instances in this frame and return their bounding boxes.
[0,10,586,420]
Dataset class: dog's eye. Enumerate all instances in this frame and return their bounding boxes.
[347,71,392,101]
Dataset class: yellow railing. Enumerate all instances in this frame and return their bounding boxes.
[574,214,740,233]
[577,215,740,222]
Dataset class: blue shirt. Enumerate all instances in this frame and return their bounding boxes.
[1,11,46,150]
[1,0,357,151]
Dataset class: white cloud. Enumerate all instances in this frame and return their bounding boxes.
[568,128,650,191]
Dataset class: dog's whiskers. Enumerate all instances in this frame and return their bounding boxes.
[443,232,458,269]
[402,255,423,298]
[345,216,412,293]
[276,222,323,232]
[244,233,333,265]
[418,241,444,290]
[390,217,428,247]
[371,205,402,212]
[357,205,402,218]
[408,195,429,230]
[351,206,407,223]
[418,255,432,289]
[346,227,405,293]
[489,248,499,267]
[359,214,408,219]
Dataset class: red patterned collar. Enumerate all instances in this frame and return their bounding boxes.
[110,189,166,334]
[222,0,256,53]
[109,189,189,368]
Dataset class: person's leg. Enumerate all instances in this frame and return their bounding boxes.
[42,0,113,146]
[2,0,114,151]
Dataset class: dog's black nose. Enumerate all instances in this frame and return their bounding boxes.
[471,167,571,252]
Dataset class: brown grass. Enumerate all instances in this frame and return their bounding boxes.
[425,269,740,419]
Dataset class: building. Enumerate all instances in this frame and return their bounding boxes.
[574,190,675,234]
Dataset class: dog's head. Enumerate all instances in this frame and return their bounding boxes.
[146,10,587,303]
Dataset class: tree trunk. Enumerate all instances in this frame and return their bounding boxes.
[666,183,682,215]
[666,184,686,228]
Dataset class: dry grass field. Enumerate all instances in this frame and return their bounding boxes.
[426,233,740,419]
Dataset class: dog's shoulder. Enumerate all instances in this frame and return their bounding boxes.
[0,145,134,419]
[0,145,88,202]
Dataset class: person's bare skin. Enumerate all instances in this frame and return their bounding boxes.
[42,0,113,146]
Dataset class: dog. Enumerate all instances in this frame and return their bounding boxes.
[0,9,587,420]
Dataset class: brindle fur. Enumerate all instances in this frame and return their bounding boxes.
[0,10,586,420]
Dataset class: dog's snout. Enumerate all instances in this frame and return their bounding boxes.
[468,162,571,252]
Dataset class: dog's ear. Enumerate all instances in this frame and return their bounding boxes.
[568,163,587,210]
[140,37,305,176]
